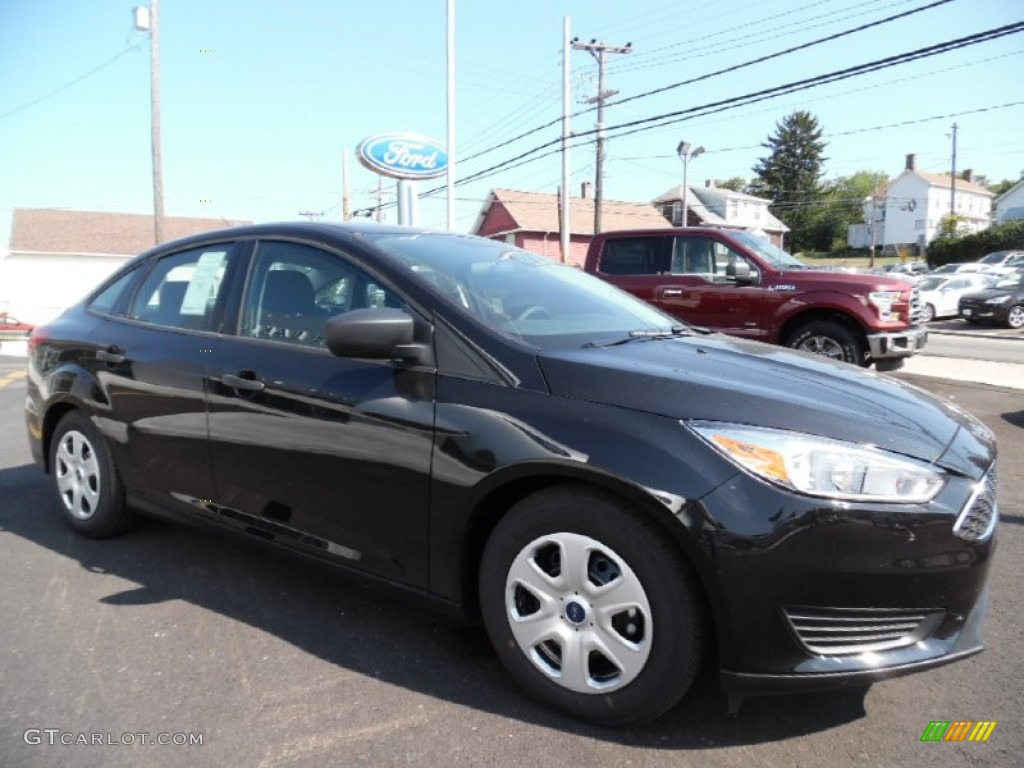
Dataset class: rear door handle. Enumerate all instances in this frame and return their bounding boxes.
[96,346,126,364]
[221,373,265,392]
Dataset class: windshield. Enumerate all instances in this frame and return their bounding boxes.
[363,232,681,347]
[980,251,1011,264]
[917,276,948,291]
[994,272,1024,290]
[728,230,807,269]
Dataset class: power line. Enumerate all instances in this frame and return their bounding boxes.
[0,44,141,121]
[452,0,953,171]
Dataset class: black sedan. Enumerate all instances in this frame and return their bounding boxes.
[958,269,1024,328]
[24,223,997,725]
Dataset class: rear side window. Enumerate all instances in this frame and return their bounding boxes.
[129,245,235,331]
[88,268,140,316]
[599,237,666,275]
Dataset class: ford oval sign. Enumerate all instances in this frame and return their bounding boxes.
[357,133,448,180]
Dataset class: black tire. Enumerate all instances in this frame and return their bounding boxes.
[479,485,705,725]
[49,411,131,537]
[785,320,864,366]
[921,304,935,323]
[1005,305,1024,330]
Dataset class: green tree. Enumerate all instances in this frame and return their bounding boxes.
[751,110,827,251]
[717,176,748,192]
[805,171,889,251]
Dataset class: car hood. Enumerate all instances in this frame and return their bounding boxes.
[538,334,980,471]
[960,288,1022,301]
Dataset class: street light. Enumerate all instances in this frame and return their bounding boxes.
[677,141,705,227]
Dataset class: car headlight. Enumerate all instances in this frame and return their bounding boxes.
[985,296,1011,305]
[690,422,946,503]
[868,290,902,321]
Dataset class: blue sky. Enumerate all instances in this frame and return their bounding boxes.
[1,0,1021,237]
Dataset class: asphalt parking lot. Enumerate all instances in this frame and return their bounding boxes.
[0,358,1020,768]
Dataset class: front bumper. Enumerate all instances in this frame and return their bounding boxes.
[866,325,928,360]
[695,453,996,696]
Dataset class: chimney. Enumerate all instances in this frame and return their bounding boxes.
[961,169,975,184]
[905,153,917,171]
[705,179,714,188]
[580,182,593,199]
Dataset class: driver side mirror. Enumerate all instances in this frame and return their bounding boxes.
[324,308,431,365]
[727,260,755,284]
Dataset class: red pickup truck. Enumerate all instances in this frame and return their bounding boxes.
[583,228,927,370]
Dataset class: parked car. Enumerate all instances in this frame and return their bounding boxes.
[958,269,1024,328]
[929,262,984,275]
[887,261,930,279]
[917,273,996,322]
[25,223,997,725]
[0,312,34,339]
[976,250,1024,271]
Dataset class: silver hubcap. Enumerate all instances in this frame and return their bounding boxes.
[504,532,652,694]
[797,335,845,360]
[55,430,101,520]
[1007,306,1024,329]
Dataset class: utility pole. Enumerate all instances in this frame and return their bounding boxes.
[572,37,631,235]
[949,121,958,218]
[560,16,571,263]
[134,1,164,244]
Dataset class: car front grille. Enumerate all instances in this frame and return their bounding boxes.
[954,465,998,542]
[783,606,943,655]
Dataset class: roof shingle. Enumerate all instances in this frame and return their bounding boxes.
[10,208,251,255]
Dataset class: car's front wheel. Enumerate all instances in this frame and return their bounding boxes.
[50,411,131,537]
[1005,305,1024,329]
[479,485,705,725]
[921,304,935,323]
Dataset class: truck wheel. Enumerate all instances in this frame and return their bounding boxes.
[786,321,864,366]
[479,485,705,725]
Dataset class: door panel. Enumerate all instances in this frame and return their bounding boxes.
[88,242,241,514]
[206,240,434,585]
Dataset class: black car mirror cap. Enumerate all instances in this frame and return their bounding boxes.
[324,308,429,363]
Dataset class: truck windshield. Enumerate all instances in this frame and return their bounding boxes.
[730,231,808,270]
[362,231,682,348]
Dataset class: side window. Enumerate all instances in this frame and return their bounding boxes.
[670,237,752,282]
[88,268,141,316]
[241,241,404,348]
[599,237,666,275]
[129,245,234,331]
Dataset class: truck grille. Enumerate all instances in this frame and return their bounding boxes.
[784,606,943,655]
[954,465,998,542]
[909,284,923,325]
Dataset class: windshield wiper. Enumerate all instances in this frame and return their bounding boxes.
[586,325,697,348]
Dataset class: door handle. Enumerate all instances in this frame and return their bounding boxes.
[662,288,683,297]
[221,373,265,392]
[96,346,126,364]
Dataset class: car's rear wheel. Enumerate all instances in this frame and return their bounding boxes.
[1005,305,1024,329]
[785,320,864,366]
[50,411,131,537]
[479,485,705,725]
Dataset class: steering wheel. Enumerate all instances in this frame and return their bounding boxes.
[516,305,552,322]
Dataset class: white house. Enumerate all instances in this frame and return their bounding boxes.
[0,208,249,324]
[993,178,1024,224]
[848,154,993,250]
[652,181,789,247]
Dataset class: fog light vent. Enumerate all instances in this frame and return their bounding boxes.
[954,465,998,542]
[784,606,943,656]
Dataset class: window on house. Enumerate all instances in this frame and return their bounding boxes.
[915,220,925,230]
